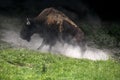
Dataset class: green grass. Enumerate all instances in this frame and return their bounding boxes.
[0,48,120,80]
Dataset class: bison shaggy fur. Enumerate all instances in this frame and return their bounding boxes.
[20,7,85,51]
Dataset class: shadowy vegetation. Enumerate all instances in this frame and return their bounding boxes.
[82,23,120,48]
[81,23,120,61]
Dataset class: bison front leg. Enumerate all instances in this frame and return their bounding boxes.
[37,39,53,53]
[37,38,48,50]
[37,41,45,50]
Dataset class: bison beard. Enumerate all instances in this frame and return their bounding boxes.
[20,7,85,52]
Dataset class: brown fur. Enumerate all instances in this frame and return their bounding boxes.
[20,7,85,52]
[34,7,80,32]
[33,7,84,43]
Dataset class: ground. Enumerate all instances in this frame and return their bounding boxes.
[0,48,120,80]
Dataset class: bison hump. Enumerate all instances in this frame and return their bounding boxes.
[34,7,84,33]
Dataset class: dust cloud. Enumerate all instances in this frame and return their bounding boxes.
[0,15,110,60]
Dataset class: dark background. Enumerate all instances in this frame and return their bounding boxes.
[0,0,120,22]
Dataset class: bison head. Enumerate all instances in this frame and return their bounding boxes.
[20,18,36,42]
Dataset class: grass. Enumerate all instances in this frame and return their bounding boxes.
[0,48,120,80]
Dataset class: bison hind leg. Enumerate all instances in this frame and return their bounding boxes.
[58,32,65,45]
[78,41,86,57]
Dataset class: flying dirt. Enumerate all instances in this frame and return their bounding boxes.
[0,8,110,60]
[20,7,85,52]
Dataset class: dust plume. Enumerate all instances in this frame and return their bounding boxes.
[0,15,110,60]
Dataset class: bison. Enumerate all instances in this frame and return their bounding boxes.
[20,7,85,52]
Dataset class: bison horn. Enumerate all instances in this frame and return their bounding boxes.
[26,18,31,25]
